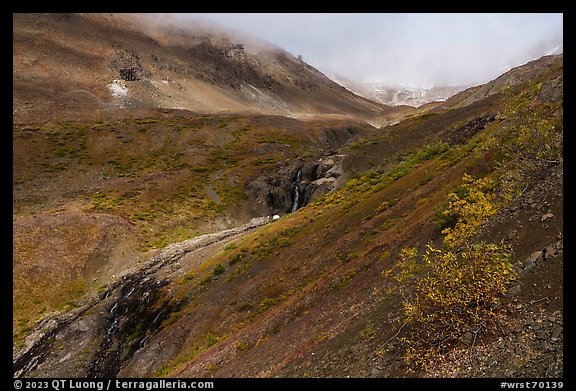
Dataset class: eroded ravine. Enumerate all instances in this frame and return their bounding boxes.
[13,217,272,378]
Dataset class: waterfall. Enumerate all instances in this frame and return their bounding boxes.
[289,168,302,213]
[152,311,162,324]
[290,186,300,213]
[107,318,118,335]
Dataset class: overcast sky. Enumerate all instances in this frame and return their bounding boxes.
[172,13,562,89]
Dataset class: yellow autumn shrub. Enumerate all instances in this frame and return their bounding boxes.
[402,241,513,368]
[440,174,498,248]
[396,171,516,368]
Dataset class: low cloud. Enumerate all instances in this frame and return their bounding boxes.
[175,13,562,88]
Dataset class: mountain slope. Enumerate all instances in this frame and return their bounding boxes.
[12,112,377,345]
[13,50,563,379]
[13,13,406,125]
[436,54,563,110]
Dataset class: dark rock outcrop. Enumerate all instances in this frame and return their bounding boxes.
[106,50,151,81]
[246,155,346,216]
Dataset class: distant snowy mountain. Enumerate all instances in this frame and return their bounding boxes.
[331,38,562,108]
[331,77,466,107]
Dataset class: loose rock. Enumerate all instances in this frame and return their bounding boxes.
[544,246,557,259]
[506,285,521,298]
[526,251,543,264]
[523,261,536,272]
[550,326,562,341]
[537,330,550,340]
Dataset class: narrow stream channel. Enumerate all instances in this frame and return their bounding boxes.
[289,168,302,213]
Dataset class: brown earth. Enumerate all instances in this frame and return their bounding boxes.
[14,72,563,377]
[12,112,376,341]
[12,13,562,380]
[13,13,411,126]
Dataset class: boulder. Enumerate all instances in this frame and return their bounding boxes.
[506,285,521,298]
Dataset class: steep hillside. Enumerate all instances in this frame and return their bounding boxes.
[13,49,562,379]
[13,13,407,125]
[436,54,563,110]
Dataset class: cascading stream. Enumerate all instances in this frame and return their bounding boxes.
[14,217,273,378]
[289,168,302,213]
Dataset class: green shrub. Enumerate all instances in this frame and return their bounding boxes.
[350,138,368,150]
[382,247,422,289]
[329,269,357,290]
[205,332,220,346]
[126,323,143,343]
[380,219,397,231]
[359,322,375,340]
[224,243,238,251]
[274,236,291,248]
[495,82,562,166]
[258,297,278,313]
[88,192,124,210]
[418,173,433,186]
[336,250,358,263]
[212,263,225,276]
[375,197,399,214]
[133,209,156,222]
[235,341,251,352]
[228,252,245,265]
[179,272,195,284]
[434,209,458,232]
